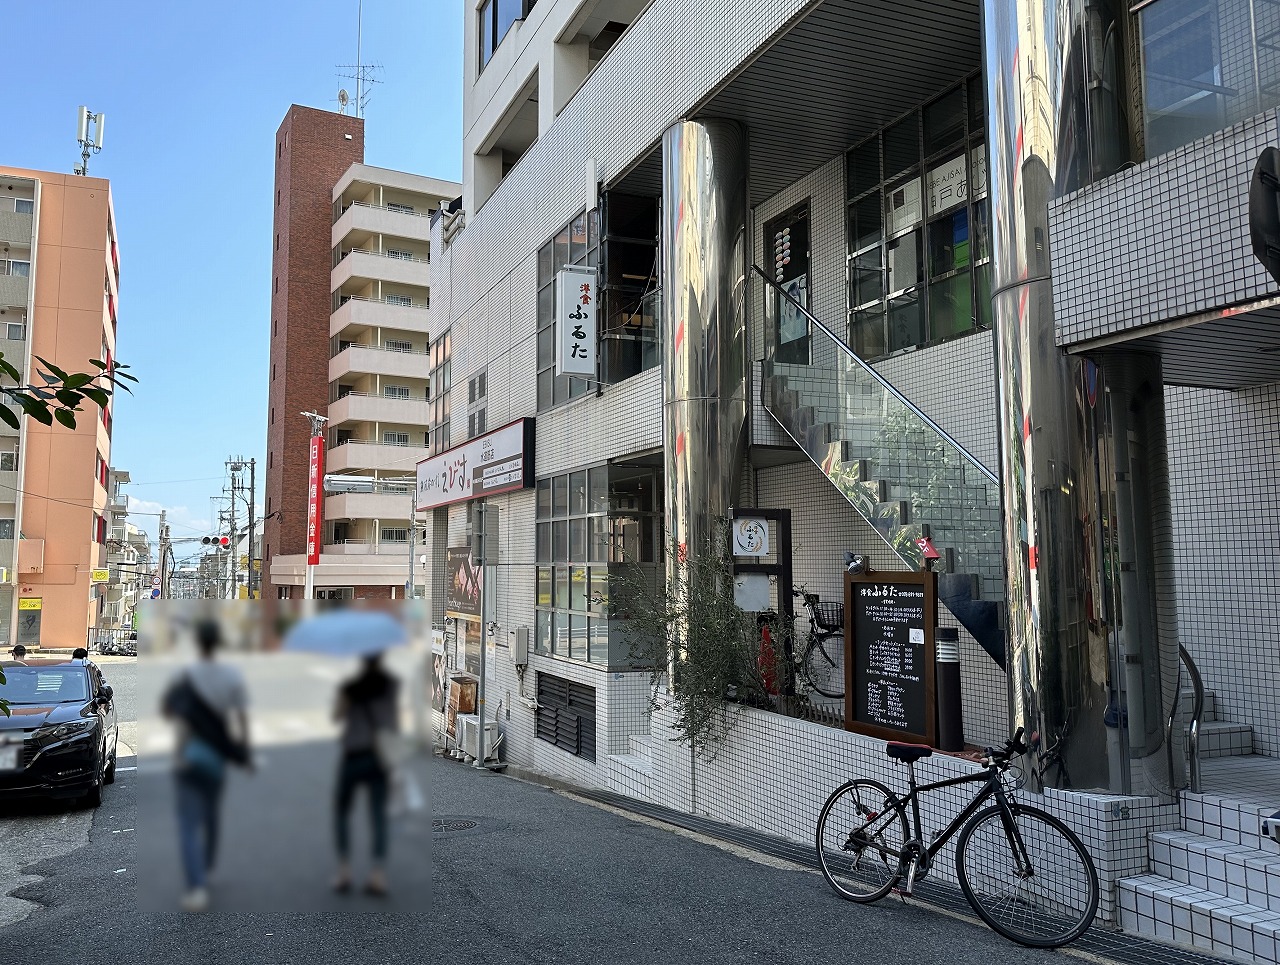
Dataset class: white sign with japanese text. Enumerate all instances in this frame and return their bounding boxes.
[415,418,534,511]
[556,267,597,376]
[926,154,969,215]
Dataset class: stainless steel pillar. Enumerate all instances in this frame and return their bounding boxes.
[661,119,748,564]
[982,0,1179,796]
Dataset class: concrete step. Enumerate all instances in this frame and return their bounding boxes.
[627,733,654,759]
[1178,689,1219,722]
[1190,721,1254,758]
[1119,874,1280,963]
[607,752,654,802]
[1184,793,1280,856]
[1151,830,1280,913]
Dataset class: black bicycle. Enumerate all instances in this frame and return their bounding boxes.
[792,590,845,699]
[815,729,1099,948]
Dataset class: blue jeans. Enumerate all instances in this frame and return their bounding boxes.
[175,768,224,890]
[335,751,388,861]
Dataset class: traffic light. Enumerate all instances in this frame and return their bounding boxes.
[201,535,232,549]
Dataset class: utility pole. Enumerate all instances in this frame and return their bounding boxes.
[158,510,170,600]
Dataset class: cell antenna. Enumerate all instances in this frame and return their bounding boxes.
[337,0,381,118]
[75,105,106,176]
[337,88,350,114]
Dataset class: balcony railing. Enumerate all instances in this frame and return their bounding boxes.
[335,200,433,223]
[329,341,430,360]
[335,247,429,266]
[334,293,429,311]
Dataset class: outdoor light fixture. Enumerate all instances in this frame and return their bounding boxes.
[845,552,869,575]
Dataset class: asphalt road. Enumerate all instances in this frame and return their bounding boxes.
[0,654,1079,965]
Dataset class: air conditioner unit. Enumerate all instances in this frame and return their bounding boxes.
[455,713,499,762]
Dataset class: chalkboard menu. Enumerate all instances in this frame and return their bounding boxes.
[845,570,938,745]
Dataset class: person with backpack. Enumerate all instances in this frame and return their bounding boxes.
[161,619,252,912]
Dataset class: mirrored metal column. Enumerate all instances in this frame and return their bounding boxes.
[982,0,1179,796]
[660,119,748,566]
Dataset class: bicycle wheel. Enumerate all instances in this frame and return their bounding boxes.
[815,779,908,902]
[955,804,1099,948]
[804,634,845,698]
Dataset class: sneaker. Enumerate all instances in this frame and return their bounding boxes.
[181,887,209,913]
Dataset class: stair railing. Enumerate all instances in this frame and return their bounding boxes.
[752,264,997,485]
[1166,643,1205,794]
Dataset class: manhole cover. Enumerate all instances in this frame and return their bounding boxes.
[433,819,479,832]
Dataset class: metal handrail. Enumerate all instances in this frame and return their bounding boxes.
[336,294,429,310]
[1167,643,1205,794]
[340,200,433,219]
[340,247,430,264]
[751,265,999,485]
[331,342,430,357]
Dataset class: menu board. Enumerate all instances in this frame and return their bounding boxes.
[845,571,937,745]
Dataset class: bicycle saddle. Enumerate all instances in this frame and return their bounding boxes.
[886,742,933,763]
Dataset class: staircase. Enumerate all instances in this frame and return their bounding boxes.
[756,267,1006,667]
[607,732,655,801]
[1118,690,1279,963]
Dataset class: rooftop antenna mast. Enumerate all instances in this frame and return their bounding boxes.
[337,0,381,118]
[74,106,105,176]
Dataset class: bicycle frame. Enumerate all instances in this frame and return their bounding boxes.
[889,762,1017,866]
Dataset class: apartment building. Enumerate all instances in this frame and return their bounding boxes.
[104,518,151,632]
[427,2,1280,959]
[264,105,459,601]
[0,166,119,650]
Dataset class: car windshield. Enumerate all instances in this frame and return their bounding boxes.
[0,667,90,704]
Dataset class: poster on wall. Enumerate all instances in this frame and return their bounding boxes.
[445,546,481,620]
[779,275,808,345]
[431,651,448,713]
[766,203,811,365]
[462,619,482,678]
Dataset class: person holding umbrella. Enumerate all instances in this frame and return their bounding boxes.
[284,608,405,897]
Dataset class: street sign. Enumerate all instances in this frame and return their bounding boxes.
[151,589,161,599]
[151,575,161,588]
[91,568,110,583]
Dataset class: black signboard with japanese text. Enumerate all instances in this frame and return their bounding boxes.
[845,570,938,745]
[445,546,481,620]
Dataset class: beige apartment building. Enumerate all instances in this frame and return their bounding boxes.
[264,105,459,599]
[0,166,119,648]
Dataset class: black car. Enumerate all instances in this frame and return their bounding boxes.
[0,659,119,808]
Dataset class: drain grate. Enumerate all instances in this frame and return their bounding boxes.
[433,818,479,833]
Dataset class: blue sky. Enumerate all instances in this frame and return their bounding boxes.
[7,0,462,556]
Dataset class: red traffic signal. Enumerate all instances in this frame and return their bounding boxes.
[201,535,232,548]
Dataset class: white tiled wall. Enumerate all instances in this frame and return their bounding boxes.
[1166,382,1280,756]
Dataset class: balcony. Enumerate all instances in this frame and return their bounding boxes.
[108,492,129,516]
[332,202,432,248]
[323,540,412,557]
[0,209,33,246]
[18,537,43,573]
[331,249,430,292]
[0,469,17,497]
[327,391,429,427]
[327,440,429,473]
[329,344,430,383]
[0,274,29,309]
[324,491,413,521]
[330,295,430,338]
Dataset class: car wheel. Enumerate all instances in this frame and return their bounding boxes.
[82,780,103,809]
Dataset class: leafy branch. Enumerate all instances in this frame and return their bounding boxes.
[0,353,137,431]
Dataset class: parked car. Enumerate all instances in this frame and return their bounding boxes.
[0,659,119,808]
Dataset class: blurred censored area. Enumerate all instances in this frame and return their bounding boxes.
[136,599,433,913]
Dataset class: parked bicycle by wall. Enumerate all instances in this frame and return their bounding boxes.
[815,728,1099,948]
[791,588,845,699]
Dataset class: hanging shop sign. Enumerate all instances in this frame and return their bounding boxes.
[731,517,770,557]
[555,267,597,376]
[90,568,110,583]
[416,418,534,511]
[845,569,938,745]
[307,435,324,566]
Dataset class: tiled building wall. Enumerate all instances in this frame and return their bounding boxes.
[1049,109,1280,346]
[1166,382,1280,755]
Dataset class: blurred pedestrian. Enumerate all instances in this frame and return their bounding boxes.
[161,619,252,912]
[332,652,399,896]
[71,647,88,664]
[7,645,26,664]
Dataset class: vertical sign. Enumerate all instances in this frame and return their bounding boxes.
[306,435,324,566]
[556,267,597,376]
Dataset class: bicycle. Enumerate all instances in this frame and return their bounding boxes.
[792,589,845,699]
[814,728,1099,948]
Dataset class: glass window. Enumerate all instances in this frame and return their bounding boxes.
[569,566,587,611]
[552,475,568,517]
[537,567,552,607]
[850,307,886,360]
[552,520,568,562]
[928,208,971,277]
[1141,0,1226,157]
[569,518,586,561]
[968,74,985,133]
[569,615,587,661]
[885,178,922,236]
[496,0,523,42]
[537,478,552,517]
[588,618,609,664]
[568,470,586,515]
[928,271,974,340]
[538,240,554,288]
[884,112,920,181]
[973,198,991,263]
[588,467,609,514]
[850,193,883,252]
[885,231,922,295]
[848,136,880,198]
[887,292,924,353]
[555,566,569,610]
[536,610,552,654]
[479,0,495,67]
[15,199,32,214]
[851,248,883,307]
[924,88,966,156]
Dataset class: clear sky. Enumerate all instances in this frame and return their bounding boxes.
[6,0,462,560]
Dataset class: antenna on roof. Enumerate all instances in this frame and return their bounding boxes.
[336,0,381,118]
[74,105,105,176]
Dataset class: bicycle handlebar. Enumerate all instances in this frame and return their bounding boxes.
[984,727,1028,768]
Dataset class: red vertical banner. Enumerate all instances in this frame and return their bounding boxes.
[307,435,324,566]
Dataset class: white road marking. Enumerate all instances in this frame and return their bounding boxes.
[113,868,127,874]
[116,766,138,772]
[111,829,135,834]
